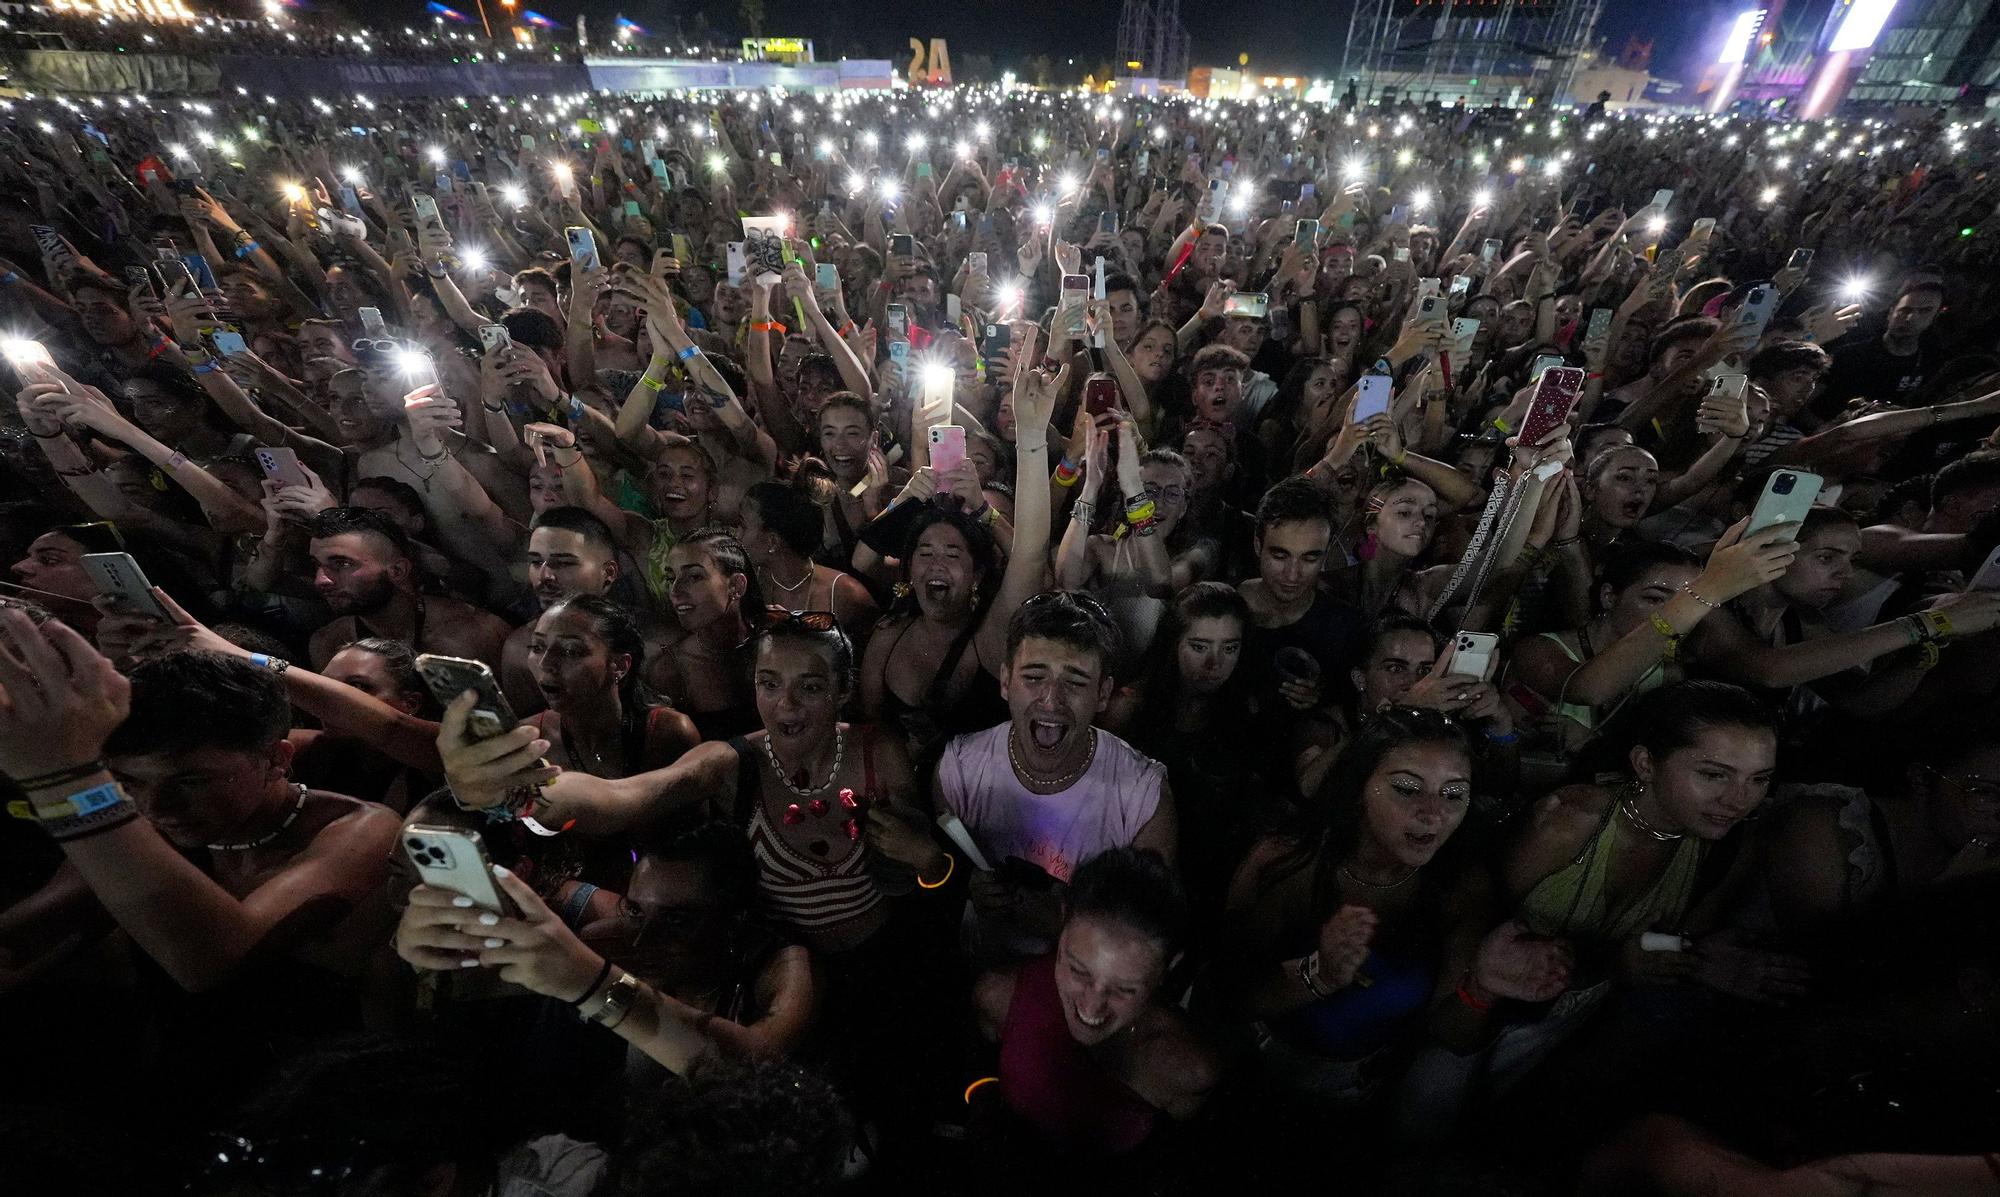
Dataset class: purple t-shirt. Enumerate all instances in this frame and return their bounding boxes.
[936,725,1165,883]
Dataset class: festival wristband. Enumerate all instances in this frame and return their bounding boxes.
[676,345,700,361]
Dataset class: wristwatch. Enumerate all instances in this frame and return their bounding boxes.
[580,970,641,1028]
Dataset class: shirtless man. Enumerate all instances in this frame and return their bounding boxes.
[304,507,510,670]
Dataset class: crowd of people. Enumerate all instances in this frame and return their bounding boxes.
[2,77,2000,1196]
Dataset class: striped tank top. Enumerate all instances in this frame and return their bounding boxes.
[729,732,886,939]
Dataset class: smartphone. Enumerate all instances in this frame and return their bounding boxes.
[1098,211,1118,236]
[566,225,600,271]
[413,654,521,739]
[1222,292,1270,319]
[478,322,513,354]
[671,232,694,264]
[1692,217,1716,238]
[622,199,642,219]
[253,445,312,489]
[1450,317,1480,357]
[1417,277,1442,299]
[1447,631,1500,682]
[1295,218,1321,246]
[1060,274,1089,335]
[1449,274,1472,299]
[1582,307,1614,358]
[79,552,170,620]
[1418,294,1444,322]
[1353,374,1393,423]
[886,303,910,341]
[966,251,988,276]
[1746,469,1824,542]
[1967,543,2000,591]
[358,307,389,339]
[889,233,916,258]
[152,257,198,299]
[1529,353,1565,382]
[398,352,438,394]
[981,322,1013,358]
[412,194,442,226]
[1652,188,1674,211]
[1481,238,1502,265]
[1708,373,1750,405]
[1388,203,1409,226]
[1083,373,1119,417]
[208,329,249,357]
[928,424,967,476]
[0,337,56,376]
[725,241,747,286]
[815,262,839,292]
[1393,246,1411,263]
[914,162,932,180]
[1736,283,1779,341]
[402,825,518,917]
[433,173,454,195]
[1786,247,1813,272]
[1519,366,1586,446]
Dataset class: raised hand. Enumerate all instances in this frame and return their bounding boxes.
[1314,904,1378,990]
[0,609,130,779]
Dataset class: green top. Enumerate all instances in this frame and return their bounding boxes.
[1518,796,1705,944]
[1538,631,1667,733]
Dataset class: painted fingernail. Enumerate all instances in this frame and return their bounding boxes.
[477,912,499,926]
[459,958,480,968]
[451,895,475,908]
[492,864,512,877]
[483,937,505,949]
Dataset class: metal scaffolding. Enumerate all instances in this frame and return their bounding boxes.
[1116,0,1188,81]
[1341,0,1607,102]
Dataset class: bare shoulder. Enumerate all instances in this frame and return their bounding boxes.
[1508,784,1614,887]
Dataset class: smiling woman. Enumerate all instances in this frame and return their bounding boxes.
[972,847,1220,1166]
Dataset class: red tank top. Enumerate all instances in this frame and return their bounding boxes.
[997,954,1161,1156]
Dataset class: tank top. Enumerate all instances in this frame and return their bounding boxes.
[1267,944,1436,1060]
[998,954,1161,1156]
[936,725,1165,884]
[727,732,887,943]
[1517,797,1706,943]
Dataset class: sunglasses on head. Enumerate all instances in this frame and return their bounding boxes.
[762,607,839,632]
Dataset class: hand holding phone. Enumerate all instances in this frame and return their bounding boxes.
[80,553,170,620]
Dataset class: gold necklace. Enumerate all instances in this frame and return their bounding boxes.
[1007,726,1096,791]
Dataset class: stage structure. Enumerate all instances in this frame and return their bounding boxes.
[1340,0,1608,105]
[1115,0,1189,88]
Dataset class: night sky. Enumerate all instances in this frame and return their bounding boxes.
[433,0,1731,86]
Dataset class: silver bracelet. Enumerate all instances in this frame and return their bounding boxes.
[1070,500,1095,526]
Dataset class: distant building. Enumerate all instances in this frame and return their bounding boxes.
[1845,0,2000,106]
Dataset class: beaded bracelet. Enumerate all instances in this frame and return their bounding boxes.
[1679,582,1721,610]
